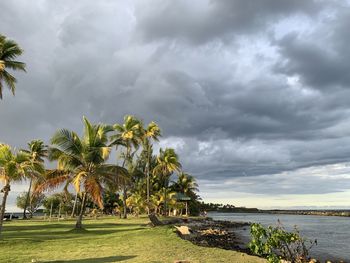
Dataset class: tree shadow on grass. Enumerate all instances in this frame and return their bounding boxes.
[4,222,144,232]
[2,227,146,243]
[46,255,136,263]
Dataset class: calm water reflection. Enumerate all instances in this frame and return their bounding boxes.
[209,212,350,261]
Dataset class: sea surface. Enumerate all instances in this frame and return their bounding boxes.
[209,212,350,262]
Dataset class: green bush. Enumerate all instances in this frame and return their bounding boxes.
[248,222,316,263]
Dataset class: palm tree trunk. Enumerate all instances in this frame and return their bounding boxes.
[122,186,127,219]
[146,143,151,215]
[71,192,78,217]
[164,176,169,216]
[146,163,150,214]
[0,184,11,237]
[121,145,130,219]
[164,187,167,216]
[23,178,32,219]
[75,192,87,229]
[49,201,53,222]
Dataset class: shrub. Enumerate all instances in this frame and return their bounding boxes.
[248,221,316,263]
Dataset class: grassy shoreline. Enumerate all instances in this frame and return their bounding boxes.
[0,216,264,263]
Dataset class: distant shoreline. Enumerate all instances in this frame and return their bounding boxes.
[261,209,350,217]
[208,208,350,217]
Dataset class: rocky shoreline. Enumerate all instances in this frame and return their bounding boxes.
[173,217,347,263]
[174,218,252,253]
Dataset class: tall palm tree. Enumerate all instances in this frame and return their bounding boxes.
[0,144,30,236]
[110,115,142,219]
[20,140,48,219]
[36,117,127,229]
[140,122,161,210]
[153,148,181,216]
[0,34,26,99]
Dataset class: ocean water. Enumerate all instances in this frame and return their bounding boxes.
[209,212,350,262]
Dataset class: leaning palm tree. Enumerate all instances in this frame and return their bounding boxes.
[140,122,161,210]
[110,115,142,219]
[0,144,30,236]
[153,148,181,216]
[36,117,127,229]
[0,34,26,99]
[20,140,48,219]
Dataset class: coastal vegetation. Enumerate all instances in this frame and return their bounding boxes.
[199,202,259,213]
[16,191,45,218]
[249,223,316,263]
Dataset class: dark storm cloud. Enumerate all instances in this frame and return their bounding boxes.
[273,6,350,89]
[1,0,350,208]
[135,0,322,44]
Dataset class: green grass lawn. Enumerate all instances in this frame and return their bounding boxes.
[0,216,265,263]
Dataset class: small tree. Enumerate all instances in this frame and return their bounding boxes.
[43,193,75,216]
[103,192,121,214]
[16,191,45,218]
[43,194,61,215]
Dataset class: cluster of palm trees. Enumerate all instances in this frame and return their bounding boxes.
[0,34,199,235]
[0,116,199,235]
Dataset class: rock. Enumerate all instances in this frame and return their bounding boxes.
[174,260,190,263]
[175,226,191,235]
[176,219,250,253]
[200,228,227,236]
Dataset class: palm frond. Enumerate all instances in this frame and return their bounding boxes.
[34,169,70,193]
[72,171,87,193]
[4,60,26,72]
[84,176,103,208]
[2,70,16,95]
[51,129,83,157]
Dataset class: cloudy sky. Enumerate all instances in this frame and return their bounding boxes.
[2,0,350,211]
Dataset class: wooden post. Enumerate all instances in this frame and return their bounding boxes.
[185,202,188,216]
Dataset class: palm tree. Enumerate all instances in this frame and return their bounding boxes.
[36,117,127,229]
[0,144,30,236]
[172,172,199,216]
[173,172,199,195]
[20,140,48,219]
[149,188,177,215]
[141,122,161,211]
[126,192,146,216]
[0,34,26,99]
[153,148,181,216]
[110,115,142,219]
